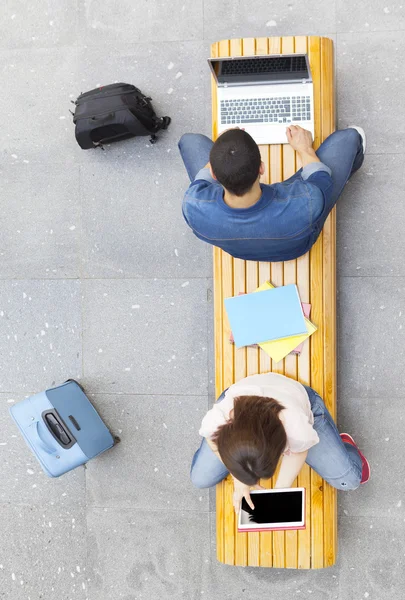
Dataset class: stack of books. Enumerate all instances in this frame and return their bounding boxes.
[225,281,317,363]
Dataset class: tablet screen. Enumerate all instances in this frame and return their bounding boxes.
[240,489,303,525]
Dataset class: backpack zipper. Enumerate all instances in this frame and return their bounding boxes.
[74,106,131,122]
[76,88,138,104]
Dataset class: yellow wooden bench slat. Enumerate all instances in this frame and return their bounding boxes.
[211,36,336,568]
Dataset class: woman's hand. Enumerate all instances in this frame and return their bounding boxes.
[232,478,264,514]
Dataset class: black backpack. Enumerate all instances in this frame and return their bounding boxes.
[72,83,171,149]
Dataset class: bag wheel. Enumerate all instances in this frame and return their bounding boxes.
[114,435,121,445]
[161,116,171,130]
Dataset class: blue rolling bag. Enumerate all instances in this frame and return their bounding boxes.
[9,379,115,477]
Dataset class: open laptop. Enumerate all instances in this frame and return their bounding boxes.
[208,54,314,144]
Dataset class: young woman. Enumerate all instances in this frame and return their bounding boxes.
[191,372,369,513]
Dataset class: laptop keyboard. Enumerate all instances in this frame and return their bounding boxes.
[220,95,311,125]
[221,56,307,75]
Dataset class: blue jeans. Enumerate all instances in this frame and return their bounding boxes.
[178,128,364,215]
[190,386,362,491]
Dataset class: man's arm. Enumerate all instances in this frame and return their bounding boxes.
[286,126,319,165]
[298,147,320,168]
[286,124,333,209]
[286,125,332,178]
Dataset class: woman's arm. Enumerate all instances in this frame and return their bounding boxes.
[274,450,308,488]
[206,437,223,462]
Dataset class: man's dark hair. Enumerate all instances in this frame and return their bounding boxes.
[209,129,262,196]
[212,395,286,486]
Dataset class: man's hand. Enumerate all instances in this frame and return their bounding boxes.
[232,478,264,514]
[286,125,313,152]
[286,125,320,168]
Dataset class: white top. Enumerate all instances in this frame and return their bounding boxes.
[199,373,319,454]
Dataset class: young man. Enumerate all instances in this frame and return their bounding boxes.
[179,126,365,262]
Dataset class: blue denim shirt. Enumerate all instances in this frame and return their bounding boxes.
[182,162,333,262]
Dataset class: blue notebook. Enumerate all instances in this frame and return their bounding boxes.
[224,284,307,348]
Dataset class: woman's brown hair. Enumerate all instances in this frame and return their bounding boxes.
[212,395,287,486]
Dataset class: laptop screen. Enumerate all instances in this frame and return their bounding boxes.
[210,55,310,85]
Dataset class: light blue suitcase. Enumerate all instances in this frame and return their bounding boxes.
[9,380,115,477]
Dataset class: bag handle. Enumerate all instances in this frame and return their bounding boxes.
[30,421,58,456]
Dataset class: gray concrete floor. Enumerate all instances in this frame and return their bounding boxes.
[0,1,404,599]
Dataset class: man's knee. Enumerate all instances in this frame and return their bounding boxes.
[335,127,362,146]
[178,132,209,151]
[346,127,363,143]
[178,132,195,150]
[327,128,360,144]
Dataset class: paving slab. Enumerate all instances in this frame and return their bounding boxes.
[337,31,405,154]
[337,154,405,276]
[85,393,209,512]
[78,0,204,44]
[203,0,336,41]
[338,516,405,600]
[0,47,79,164]
[338,276,405,398]
[82,278,209,395]
[0,503,87,600]
[0,164,81,279]
[80,156,210,279]
[0,280,82,394]
[338,396,405,519]
[337,0,405,33]
[86,507,210,600]
[0,1,79,49]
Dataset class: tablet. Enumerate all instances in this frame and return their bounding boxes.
[238,488,306,532]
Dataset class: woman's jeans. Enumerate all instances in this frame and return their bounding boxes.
[190,386,362,491]
[178,128,364,217]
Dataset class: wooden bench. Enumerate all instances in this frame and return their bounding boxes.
[211,36,336,568]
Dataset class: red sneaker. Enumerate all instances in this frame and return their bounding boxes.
[340,433,370,484]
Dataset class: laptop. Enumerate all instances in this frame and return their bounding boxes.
[208,54,314,144]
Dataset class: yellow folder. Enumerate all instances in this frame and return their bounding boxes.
[254,281,317,363]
